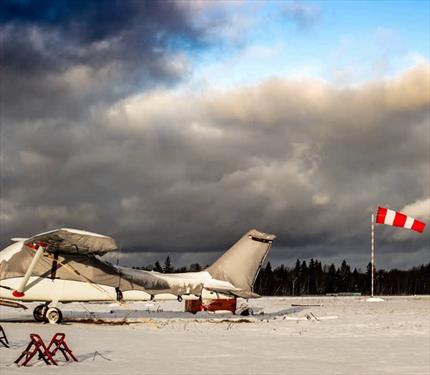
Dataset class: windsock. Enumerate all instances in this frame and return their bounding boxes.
[375,207,426,233]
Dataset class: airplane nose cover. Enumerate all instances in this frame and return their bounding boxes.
[24,228,118,255]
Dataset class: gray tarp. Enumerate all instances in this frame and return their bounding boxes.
[206,229,276,292]
[1,228,171,294]
[24,228,118,255]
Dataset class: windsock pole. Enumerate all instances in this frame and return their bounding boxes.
[371,213,375,297]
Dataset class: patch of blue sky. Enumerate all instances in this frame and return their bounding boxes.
[184,0,429,91]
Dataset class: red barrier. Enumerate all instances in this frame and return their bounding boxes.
[15,334,58,366]
[15,333,78,366]
[185,298,237,313]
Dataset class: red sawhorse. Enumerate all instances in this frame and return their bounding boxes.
[15,334,58,366]
[15,333,78,366]
[0,325,9,348]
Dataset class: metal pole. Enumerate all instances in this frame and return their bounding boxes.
[371,213,375,297]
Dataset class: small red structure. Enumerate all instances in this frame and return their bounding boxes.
[185,298,237,313]
[0,325,9,348]
[15,334,58,366]
[15,333,78,366]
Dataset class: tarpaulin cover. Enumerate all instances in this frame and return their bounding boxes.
[24,228,118,255]
[206,229,275,292]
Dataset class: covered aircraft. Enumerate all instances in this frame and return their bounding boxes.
[0,228,275,323]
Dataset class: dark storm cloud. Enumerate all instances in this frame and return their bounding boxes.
[2,0,148,43]
[0,0,204,122]
[1,0,201,63]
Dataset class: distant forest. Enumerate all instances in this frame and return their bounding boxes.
[134,257,430,296]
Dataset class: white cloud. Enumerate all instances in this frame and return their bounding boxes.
[401,198,430,221]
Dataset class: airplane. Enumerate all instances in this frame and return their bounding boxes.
[0,228,275,323]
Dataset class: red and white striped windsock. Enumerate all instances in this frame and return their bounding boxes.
[375,207,426,233]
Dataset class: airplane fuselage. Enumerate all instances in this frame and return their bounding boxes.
[0,240,235,303]
[0,228,275,322]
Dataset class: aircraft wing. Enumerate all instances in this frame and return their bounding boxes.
[7,228,174,297]
[24,228,118,256]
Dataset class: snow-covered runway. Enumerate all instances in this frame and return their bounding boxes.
[0,296,429,374]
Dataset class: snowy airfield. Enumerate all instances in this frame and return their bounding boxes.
[0,296,429,375]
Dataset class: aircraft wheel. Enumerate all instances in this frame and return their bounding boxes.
[33,304,48,322]
[45,307,63,324]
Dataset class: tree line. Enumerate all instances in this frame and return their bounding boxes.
[133,257,430,295]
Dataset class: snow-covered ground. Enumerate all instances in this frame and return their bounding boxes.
[0,296,429,374]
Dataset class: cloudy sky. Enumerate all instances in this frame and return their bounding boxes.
[0,0,429,270]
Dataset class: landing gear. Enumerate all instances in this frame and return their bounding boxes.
[45,307,63,324]
[32,304,63,324]
[33,304,48,322]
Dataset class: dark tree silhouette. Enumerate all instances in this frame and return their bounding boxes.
[163,256,174,273]
[136,257,430,296]
[189,263,202,272]
[153,261,163,273]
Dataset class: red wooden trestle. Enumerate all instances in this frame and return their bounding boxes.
[15,333,78,366]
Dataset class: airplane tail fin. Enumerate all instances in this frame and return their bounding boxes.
[206,229,276,293]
